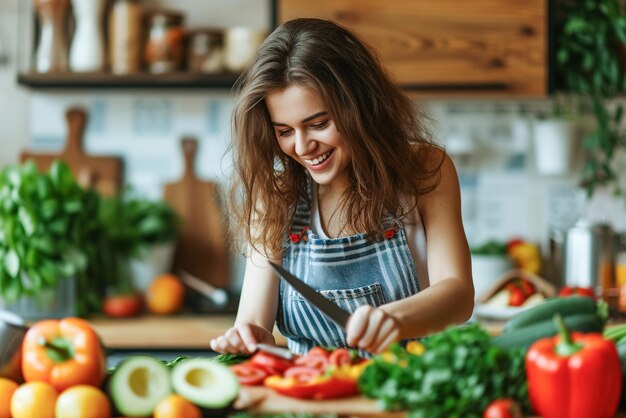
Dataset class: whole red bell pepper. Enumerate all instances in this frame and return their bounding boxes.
[22,317,107,391]
[525,314,622,418]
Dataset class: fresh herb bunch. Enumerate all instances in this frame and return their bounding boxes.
[97,189,180,295]
[555,0,626,196]
[358,324,530,418]
[0,161,105,315]
[100,189,180,258]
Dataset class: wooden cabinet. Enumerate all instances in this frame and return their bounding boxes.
[277,0,549,97]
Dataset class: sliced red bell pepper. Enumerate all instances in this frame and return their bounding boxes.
[264,374,359,400]
[525,314,622,418]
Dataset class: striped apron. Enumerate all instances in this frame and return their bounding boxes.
[276,193,421,356]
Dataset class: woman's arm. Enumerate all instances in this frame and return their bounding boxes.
[378,151,474,339]
[209,248,281,353]
[235,250,281,331]
[347,152,473,351]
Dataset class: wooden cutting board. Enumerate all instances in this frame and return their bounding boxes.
[163,137,230,289]
[237,386,405,417]
[20,107,123,197]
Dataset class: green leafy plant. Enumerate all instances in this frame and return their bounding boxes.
[0,161,180,316]
[469,240,508,256]
[98,190,180,294]
[358,324,529,417]
[101,190,180,257]
[555,0,626,195]
[0,161,104,315]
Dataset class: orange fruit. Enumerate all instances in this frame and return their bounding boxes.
[146,274,185,315]
[11,381,57,418]
[55,385,111,418]
[153,394,201,418]
[0,378,18,418]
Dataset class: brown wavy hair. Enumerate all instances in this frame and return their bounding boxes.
[228,18,443,256]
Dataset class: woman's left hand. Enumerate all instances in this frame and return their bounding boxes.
[345,305,400,354]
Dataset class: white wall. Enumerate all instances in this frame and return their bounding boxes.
[0,0,30,167]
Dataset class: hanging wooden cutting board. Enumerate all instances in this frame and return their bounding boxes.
[163,137,230,289]
[20,107,123,197]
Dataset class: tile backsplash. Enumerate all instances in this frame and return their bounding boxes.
[29,92,235,199]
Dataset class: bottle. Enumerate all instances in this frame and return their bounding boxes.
[69,0,107,72]
[34,0,69,73]
[108,0,142,74]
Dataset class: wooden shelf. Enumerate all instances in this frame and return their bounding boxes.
[17,71,241,89]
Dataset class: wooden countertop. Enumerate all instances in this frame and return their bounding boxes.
[89,314,623,350]
[89,314,288,349]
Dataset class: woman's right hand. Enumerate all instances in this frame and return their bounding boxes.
[209,322,275,354]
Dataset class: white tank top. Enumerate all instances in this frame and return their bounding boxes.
[310,186,430,289]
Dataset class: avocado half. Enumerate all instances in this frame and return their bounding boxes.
[108,356,172,417]
[170,358,240,412]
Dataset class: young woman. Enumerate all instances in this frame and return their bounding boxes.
[210,18,474,356]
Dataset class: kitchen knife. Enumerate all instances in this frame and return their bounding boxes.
[268,261,351,330]
[256,343,294,360]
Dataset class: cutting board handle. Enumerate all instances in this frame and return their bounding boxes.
[64,107,87,157]
[181,137,198,179]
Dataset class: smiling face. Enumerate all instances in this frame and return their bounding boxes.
[265,84,352,190]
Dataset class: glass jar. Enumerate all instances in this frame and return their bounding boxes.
[186,29,224,74]
[144,10,185,74]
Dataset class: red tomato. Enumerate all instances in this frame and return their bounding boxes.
[329,348,352,367]
[306,347,330,358]
[231,362,268,386]
[284,366,323,383]
[506,238,524,252]
[508,287,526,307]
[483,398,523,418]
[250,351,293,375]
[558,286,595,299]
[517,279,535,297]
[295,354,329,370]
[103,294,143,317]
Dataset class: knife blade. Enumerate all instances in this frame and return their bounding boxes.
[256,343,294,360]
[268,261,351,330]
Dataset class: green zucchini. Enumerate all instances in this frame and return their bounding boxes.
[604,324,626,343]
[493,313,604,351]
[502,296,597,334]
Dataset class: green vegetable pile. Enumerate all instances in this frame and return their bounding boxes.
[358,324,530,418]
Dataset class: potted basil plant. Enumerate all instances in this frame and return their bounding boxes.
[100,190,180,294]
[0,161,103,319]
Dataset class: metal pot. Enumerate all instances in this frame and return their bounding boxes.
[550,218,621,296]
[0,310,27,382]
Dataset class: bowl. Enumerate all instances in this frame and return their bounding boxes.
[0,310,28,382]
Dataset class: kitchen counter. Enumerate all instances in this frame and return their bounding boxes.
[89,314,623,350]
[89,314,288,350]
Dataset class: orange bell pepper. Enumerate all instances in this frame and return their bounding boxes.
[525,314,622,418]
[22,317,107,391]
